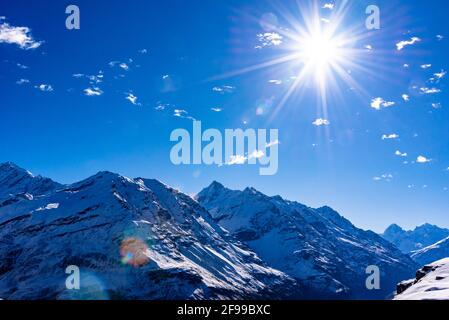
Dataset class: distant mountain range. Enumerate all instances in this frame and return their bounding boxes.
[0,162,443,300]
[381,223,449,254]
[197,181,417,299]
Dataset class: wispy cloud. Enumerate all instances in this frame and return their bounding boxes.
[382,133,399,140]
[402,94,410,102]
[434,70,447,79]
[421,64,432,69]
[225,140,278,166]
[420,87,441,94]
[125,92,140,106]
[312,118,330,126]
[35,84,53,92]
[373,173,393,182]
[371,97,395,110]
[210,107,222,112]
[109,61,130,71]
[84,87,103,96]
[255,32,283,49]
[268,79,283,85]
[212,85,235,94]
[396,37,421,51]
[322,3,334,10]
[174,109,196,121]
[416,155,431,163]
[395,150,408,157]
[16,78,29,85]
[0,19,42,49]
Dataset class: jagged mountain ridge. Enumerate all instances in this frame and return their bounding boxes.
[381,223,449,254]
[196,181,418,299]
[0,163,300,300]
[410,236,449,266]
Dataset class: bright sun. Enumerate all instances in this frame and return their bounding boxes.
[294,27,348,86]
[303,33,341,68]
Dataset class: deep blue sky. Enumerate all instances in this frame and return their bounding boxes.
[1,0,448,232]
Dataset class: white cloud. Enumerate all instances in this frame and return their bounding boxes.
[119,63,129,71]
[16,78,29,85]
[416,155,431,163]
[0,20,42,49]
[138,48,148,54]
[249,150,264,159]
[432,102,442,109]
[421,64,432,69]
[173,109,196,121]
[227,155,247,165]
[395,150,407,157]
[322,3,334,10]
[312,118,330,126]
[371,97,395,110]
[211,107,222,112]
[402,94,409,101]
[396,37,421,51]
[268,79,282,85]
[109,61,130,71]
[403,64,410,68]
[84,87,103,96]
[266,140,279,148]
[373,173,393,182]
[212,85,235,93]
[437,35,444,41]
[420,87,441,94]
[255,32,283,49]
[434,70,447,79]
[364,44,373,51]
[125,93,140,105]
[35,84,53,92]
[382,133,399,140]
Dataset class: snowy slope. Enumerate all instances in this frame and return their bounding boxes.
[0,162,61,201]
[395,258,449,300]
[410,237,449,266]
[381,223,449,253]
[0,163,300,300]
[197,182,417,299]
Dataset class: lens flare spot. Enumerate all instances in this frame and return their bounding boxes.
[120,238,150,267]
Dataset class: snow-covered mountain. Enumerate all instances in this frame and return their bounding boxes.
[0,163,300,300]
[0,162,61,201]
[381,223,449,254]
[395,258,449,300]
[196,182,417,299]
[410,237,449,266]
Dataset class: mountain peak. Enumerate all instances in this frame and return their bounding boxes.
[0,162,32,176]
[384,223,405,234]
[209,180,225,190]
